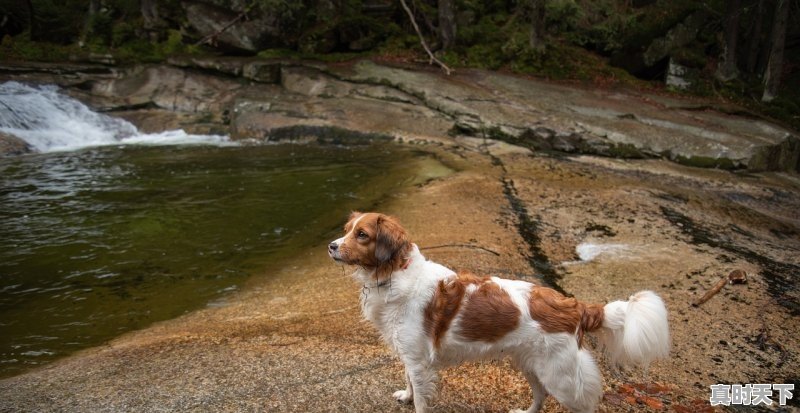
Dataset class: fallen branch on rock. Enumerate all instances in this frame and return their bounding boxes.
[692,269,747,307]
[420,243,500,256]
[194,2,256,47]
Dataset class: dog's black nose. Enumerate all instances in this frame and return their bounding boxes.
[328,242,338,251]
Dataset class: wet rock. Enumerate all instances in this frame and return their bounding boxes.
[750,134,800,172]
[0,131,32,156]
[243,61,282,83]
[84,65,243,116]
[167,56,282,84]
[167,56,246,77]
[280,66,353,97]
[4,59,798,171]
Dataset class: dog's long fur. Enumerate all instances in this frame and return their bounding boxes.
[328,212,670,413]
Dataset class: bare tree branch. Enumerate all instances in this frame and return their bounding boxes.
[194,3,254,47]
[420,243,500,256]
[398,0,453,75]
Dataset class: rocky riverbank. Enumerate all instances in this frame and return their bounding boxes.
[1,60,798,412]
[0,137,798,412]
[2,58,799,172]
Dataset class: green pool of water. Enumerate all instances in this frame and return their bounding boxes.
[0,142,451,377]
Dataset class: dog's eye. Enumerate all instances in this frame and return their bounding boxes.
[357,230,368,239]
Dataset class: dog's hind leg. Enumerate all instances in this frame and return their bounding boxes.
[535,345,602,413]
[509,368,547,413]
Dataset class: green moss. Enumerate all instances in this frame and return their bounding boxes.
[105,30,202,63]
[607,143,645,159]
[256,47,365,63]
[672,154,738,170]
[0,34,76,61]
[484,125,515,141]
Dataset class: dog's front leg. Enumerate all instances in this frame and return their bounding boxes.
[393,369,414,404]
[405,363,438,413]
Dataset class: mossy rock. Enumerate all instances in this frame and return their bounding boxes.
[671,154,739,170]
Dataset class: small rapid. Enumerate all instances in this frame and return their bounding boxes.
[0,81,230,152]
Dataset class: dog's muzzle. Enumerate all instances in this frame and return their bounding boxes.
[328,240,343,261]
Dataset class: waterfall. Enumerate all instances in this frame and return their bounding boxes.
[0,81,231,153]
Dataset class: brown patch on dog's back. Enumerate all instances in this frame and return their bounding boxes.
[424,272,488,347]
[425,273,522,345]
[459,280,521,342]
[424,278,466,348]
[528,287,604,346]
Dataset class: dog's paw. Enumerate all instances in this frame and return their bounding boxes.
[393,390,413,404]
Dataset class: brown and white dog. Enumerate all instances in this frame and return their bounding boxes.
[328,212,670,413]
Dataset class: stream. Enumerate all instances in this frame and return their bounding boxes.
[0,82,452,377]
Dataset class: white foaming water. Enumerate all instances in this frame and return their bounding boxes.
[0,81,232,152]
[575,242,631,262]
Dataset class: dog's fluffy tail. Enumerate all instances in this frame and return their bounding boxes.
[596,290,670,368]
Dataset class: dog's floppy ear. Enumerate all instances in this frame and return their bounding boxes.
[348,211,363,223]
[375,214,409,264]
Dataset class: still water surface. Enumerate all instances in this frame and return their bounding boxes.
[0,142,449,377]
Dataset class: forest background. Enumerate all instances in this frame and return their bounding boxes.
[1,0,798,130]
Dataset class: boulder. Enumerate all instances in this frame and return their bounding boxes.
[0,131,32,156]
[611,10,708,79]
[86,65,243,116]
[183,2,281,53]
[643,11,708,67]
[167,56,282,83]
[665,58,698,90]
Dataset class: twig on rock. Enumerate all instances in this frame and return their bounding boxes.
[692,269,748,307]
[420,243,500,256]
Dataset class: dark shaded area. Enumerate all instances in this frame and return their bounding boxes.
[266,125,394,145]
[501,176,566,295]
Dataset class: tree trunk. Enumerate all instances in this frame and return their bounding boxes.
[141,0,163,42]
[438,0,456,51]
[715,0,741,81]
[745,0,765,74]
[762,0,790,102]
[141,0,160,28]
[93,0,102,14]
[81,0,101,44]
[523,0,546,52]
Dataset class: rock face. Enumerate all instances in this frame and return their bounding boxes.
[183,2,282,53]
[1,58,798,171]
[643,11,708,67]
[227,59,799,171]
[0,132,31,156]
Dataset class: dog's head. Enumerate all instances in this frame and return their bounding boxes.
[328,212,410,277]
